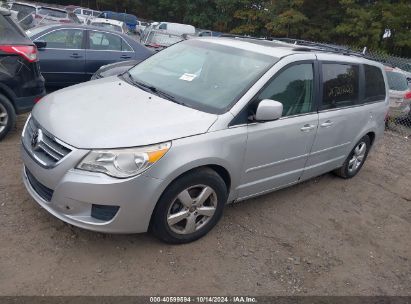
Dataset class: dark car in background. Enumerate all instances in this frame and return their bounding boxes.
[0,8,45,140]
[26,24,153,87]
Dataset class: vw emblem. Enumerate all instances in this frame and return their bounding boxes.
[31,129,43,151]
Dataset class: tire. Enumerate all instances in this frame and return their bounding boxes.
[150,168,228,244]
[333,135,371,179]
[0,94,16,141]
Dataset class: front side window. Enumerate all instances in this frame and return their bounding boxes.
[257,63,314,117]
[89,31,122,51]
[321,63,359,109]
[83,10,92,16]
[363,65,386,103]
[128,40,277,114]
[40,29,83,49]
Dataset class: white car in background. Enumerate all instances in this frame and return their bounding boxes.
[135,20,150,35]
[89,17,129,34]
[156,22,195,36]
[73,7,100,24]
[385,66,411,120]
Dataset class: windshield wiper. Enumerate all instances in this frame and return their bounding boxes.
[124,72,187,106]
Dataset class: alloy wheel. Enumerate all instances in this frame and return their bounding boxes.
[0,103,8,133]
[348,141,367,173]
[167,184,217,235]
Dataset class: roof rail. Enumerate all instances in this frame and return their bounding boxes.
[219,34,379,60]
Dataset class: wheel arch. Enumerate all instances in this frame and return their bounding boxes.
[148,163,233,230]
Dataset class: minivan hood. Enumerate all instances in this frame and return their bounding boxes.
[32,77,218,149]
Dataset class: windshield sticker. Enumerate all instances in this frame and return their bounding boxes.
[179,73,197,82]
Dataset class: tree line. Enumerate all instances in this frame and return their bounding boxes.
[39,0,411,57]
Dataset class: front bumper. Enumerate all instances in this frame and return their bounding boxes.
[21,146,164,234]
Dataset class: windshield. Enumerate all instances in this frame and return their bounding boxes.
[38,8,67,18]
[127,40,277,114]
[11,3,35,13]
[387,71,409,91]
[91,22,122,32]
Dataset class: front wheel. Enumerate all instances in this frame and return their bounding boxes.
[150,168,228,244]
[334,135,371,179]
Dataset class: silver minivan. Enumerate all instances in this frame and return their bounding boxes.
[21,38,389,243]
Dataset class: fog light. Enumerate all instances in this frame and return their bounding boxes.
[91,204,120,221]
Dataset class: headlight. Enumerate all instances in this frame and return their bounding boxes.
[77,142,171,178]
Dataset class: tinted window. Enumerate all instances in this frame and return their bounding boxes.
[40,29,83,49]
[89,31,122,51]
[321,63,359,109]
[386,71,408,91]
[363,65,386,102]
[92,11,100,17]
[83,10,92,16]
[258,64,314,116]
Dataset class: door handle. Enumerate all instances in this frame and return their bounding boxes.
[70,53,82,58]
[300,124,316,132]
[320,120,334,128]
[120,54,132,59]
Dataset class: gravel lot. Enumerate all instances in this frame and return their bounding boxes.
[0,115,410,296]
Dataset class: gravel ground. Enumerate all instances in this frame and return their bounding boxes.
[0,115,410,296]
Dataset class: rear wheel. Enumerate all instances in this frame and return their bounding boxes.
[334,135,371,179]
[0,94,16,141]
[151,168,228,244]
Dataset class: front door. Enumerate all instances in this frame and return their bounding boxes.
[36,28,86,85]
[238,62,319,199]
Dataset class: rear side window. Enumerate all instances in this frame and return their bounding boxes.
[363,65,386,102]
[321,63,359,110]
[89,31,122,51]
[386,71,408,91]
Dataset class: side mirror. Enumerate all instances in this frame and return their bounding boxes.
[255,99,283,121]
[34,40,47,49]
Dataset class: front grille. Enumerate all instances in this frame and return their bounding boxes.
[25,168,54,202]
[23,117,72,167]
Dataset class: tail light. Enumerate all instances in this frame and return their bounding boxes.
[0,45,38,62]
[34,96,42,103]
[404,91,411,100]
[35,14,41,19]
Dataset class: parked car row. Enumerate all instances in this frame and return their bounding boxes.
[27,24,153,87]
